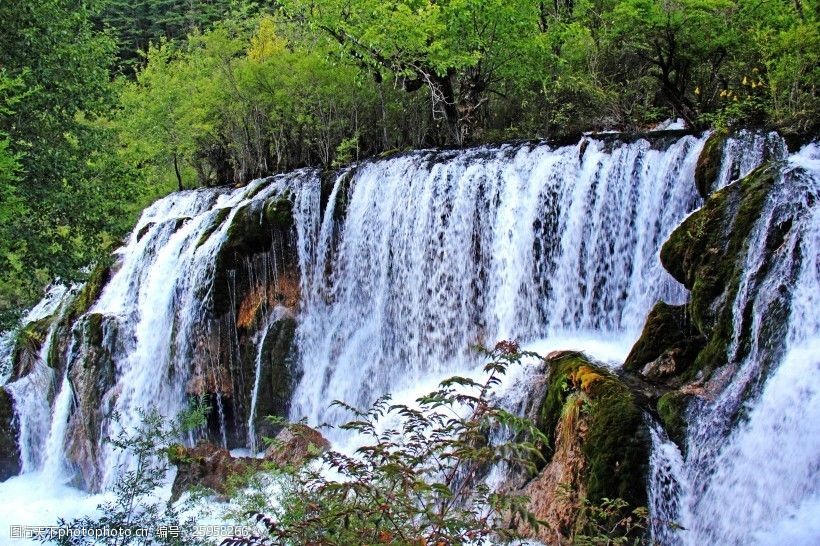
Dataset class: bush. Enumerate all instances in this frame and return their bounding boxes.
[223,341,549,546]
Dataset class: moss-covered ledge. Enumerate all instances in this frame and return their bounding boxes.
[624,163,781,450]
[623,301,705,381]
[694,130,727,199]
[521,351,649,544]
[661,163,776,379]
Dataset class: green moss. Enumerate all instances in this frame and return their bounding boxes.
[46,324,65,369]
[246,317,297,441]
[539,352,648,506]
[657,391,691,448]
[195,207,230,249]
[13,315,52,357]
[84,313,105,357]
[222,193,294,256]
[166,443,192,465]
[263,192,294,229]
[63,262,112,327]
[660,164,777,380]
[623,302,703,375]
[694,130,727,198]
[211,191,298,317]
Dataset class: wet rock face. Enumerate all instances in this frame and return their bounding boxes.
[630,161,813,451]
[168,441,262,502]
[623,302,705,382]
[185,310,298,449]
[0,388,20,480]
[694,131,727,199]
[661,164,777,380]
[187,190,302,449]
[629,167,775,451]
[64,313,120,491]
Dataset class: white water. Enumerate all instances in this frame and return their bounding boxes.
[648,144,820,545]
[3,285,73,472]
[0,132,806,544]
[292,137,704,429]
[713,129,787,191]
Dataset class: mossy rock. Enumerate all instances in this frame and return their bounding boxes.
[63,262,112,327]
[220,191,294,259]
[264,193,294,229]
[538,352,648,506]
[166,443,191,465]
[660,164,776,379]
[63,312,120,491]
[249,316,297,441]
[319,169,355,224]
[195,207,231,249]
[136,222,156,241]
[623,302,705,379]
[11,315,54,378]
[694,130,727,198]
[0,388,20,480]
[657,391,691,448]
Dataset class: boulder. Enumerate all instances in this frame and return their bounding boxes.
[661,164,777,379]
[520,352,648,544]
[629,161,810,450]
[263,423,330,467]
[623,302,704,381]
[169,442,262,502]
[169,425,328,501]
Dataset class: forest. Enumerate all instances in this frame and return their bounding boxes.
[0,0,817,324]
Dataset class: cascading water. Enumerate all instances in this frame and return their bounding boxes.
[648,144,820,545]
[713,129,787,191]
[291,136,705,427]
[0,130,805,545]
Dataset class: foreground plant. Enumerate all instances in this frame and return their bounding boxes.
[44,405,210,546]
[223,341,549,546]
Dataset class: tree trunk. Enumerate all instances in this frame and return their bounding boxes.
[173,152,183,192]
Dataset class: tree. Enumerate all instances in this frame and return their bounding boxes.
[96,0,246,75]
[279,0,549,145]
[0,0,146,326]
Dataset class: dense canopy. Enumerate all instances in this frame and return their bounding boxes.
[0,0,817,324]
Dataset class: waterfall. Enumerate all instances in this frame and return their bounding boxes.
[2,129,807,546]
[713,130,787,191]
[648,144,820,545]
[3,285,72,471]
[291,136,705,427]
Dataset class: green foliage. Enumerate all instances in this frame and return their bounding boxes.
[97,0,252,75]
[178,394,211,432]
[1,0,815,326]
[47,407,209,545]
[225,341,549,545]
[114,14,380,187]
[0,0,155,327]
[572,497,649,546]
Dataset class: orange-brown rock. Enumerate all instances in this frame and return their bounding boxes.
[169,425,329,501]
[264,424,330,467]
